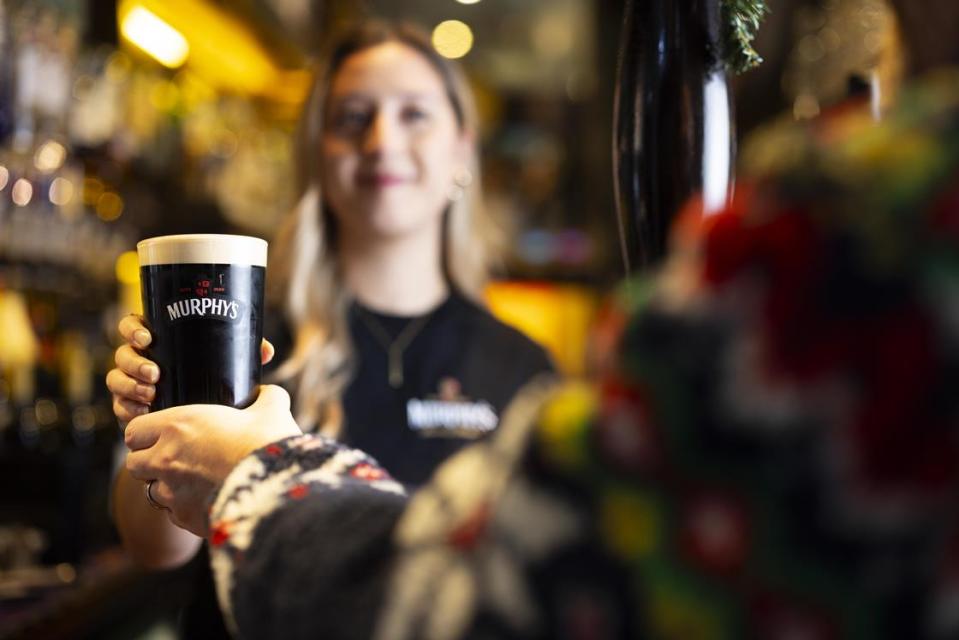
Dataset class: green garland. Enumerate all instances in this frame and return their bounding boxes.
[721,0,769,74]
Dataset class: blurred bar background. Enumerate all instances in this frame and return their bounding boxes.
[0,0,904,637]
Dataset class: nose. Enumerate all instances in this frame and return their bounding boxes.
[362,110,402,156]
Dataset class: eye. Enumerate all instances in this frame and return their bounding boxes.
[331,105,372,132]
[401,105,430,124]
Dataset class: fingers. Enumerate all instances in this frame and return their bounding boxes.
[142,478,171,511]
[115,344,160,384]
[252,384,291,412]
[142,478,203,535]
[111,316,156,426]
[125,449,153,482]
[113,396,149,423]
[106,368,155,404]
[118,314,152,349]
[151,479,174,507]
[124,412,163,452]
[261,339,275,365]
[166,509,191,534]
[159,489,202,536]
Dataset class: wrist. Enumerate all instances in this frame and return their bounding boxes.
[239,422,302,467]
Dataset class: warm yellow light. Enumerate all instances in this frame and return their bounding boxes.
[82,177,104,206]
[177,70,215,108]
[120,6,189,68]
[116,0,309,103]
[432,20,474,59]
[34,140,67,173]
[0,166,8,191]
[49,177,74,206]
[115,251,141,285]
[149,80,180,111]
[456,0,482,4]
[96,192,124,221]
[485,282,599,377]
[105,51,133,82]
[12,179,33,206]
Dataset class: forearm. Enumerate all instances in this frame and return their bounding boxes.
[208,435,407,639]
[112,466,202,569]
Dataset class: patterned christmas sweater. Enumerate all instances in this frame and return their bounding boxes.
[209,70,959,640]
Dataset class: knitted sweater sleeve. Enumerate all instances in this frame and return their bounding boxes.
[207,434,408,640]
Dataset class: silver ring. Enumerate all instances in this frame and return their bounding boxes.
[145,479,167,511]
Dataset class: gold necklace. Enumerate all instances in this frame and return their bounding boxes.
[355,306,435,388]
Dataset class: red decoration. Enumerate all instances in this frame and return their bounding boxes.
[562,591,612,640]
[350,463,386,481]
[679,491,749,575]
[447,502,491,551]
[750,592,839,640]
[596,378,661,474]
[210,522,231,547]
[288,484,309,500]
[931,183,959,239]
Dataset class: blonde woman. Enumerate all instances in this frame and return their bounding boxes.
[106,20,552,636]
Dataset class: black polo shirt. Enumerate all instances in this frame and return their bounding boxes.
[342,292,554,486]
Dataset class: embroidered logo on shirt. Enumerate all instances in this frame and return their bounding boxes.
[407,377,498,438]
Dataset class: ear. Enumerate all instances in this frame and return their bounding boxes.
[454,128,476,167]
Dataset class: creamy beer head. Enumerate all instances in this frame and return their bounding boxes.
[138,234,267,409]
[137,234,267,268]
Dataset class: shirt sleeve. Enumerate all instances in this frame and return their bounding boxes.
[208,434,408,639]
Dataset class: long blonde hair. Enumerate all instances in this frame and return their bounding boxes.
[270,21,496,433]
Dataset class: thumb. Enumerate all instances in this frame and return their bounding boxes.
[260,339,275,365]
[252,384,291,412]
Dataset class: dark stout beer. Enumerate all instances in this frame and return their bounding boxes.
[138,234,267,410]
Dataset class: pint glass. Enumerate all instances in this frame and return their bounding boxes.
[137,234,267,410]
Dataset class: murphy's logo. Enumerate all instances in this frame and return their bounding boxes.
[166,275,243,322]
[406,377,498,438]
[166,297,241,321]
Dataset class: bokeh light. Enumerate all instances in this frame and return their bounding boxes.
[115,251,140,284]
[96,192,124,221]
[120,5,189,68]
[34,141,67,173]
[49,177,75,206]
[432,20,474,59]
[12,179,33,206]
[82,177,104,206]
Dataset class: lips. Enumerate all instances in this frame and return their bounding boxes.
[357,173,411,187]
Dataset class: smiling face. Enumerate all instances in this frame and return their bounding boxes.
[320,42,471,245]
